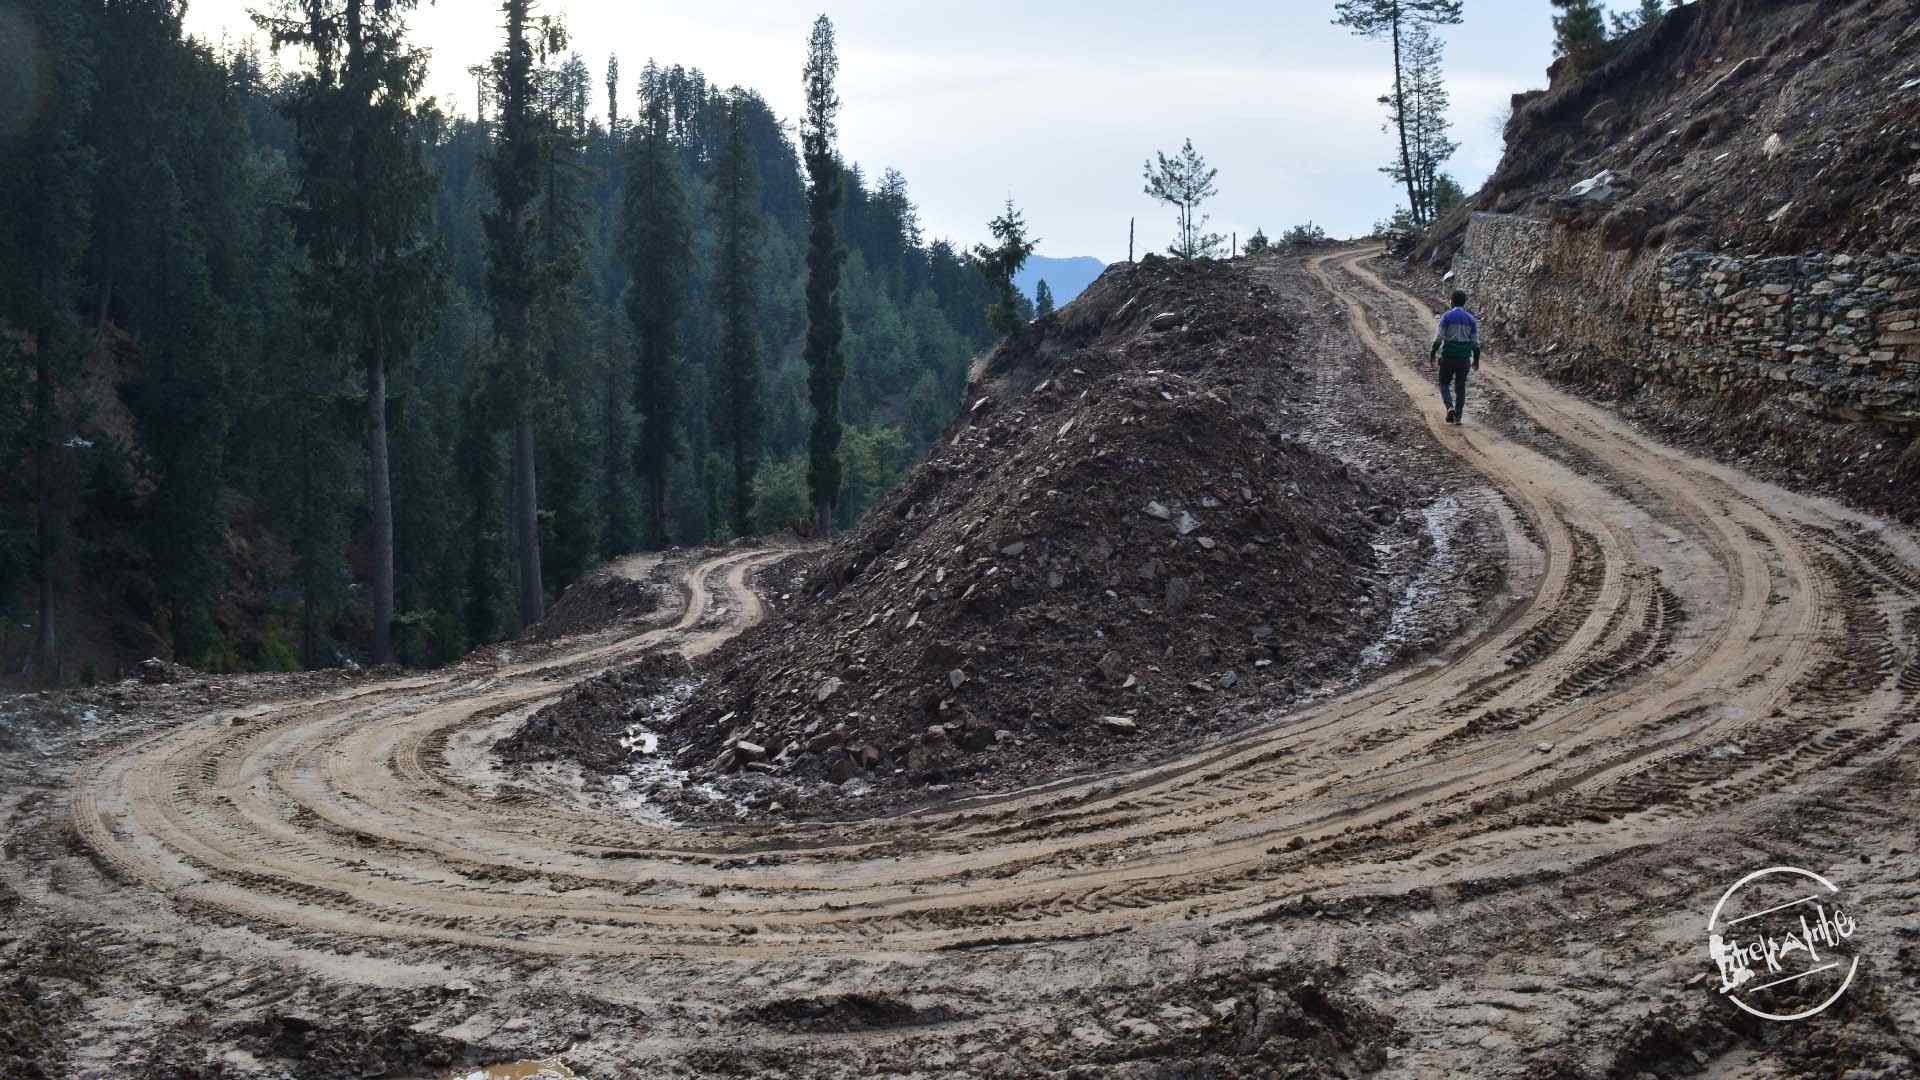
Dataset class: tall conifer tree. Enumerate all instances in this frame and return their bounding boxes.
[1550,0,1607,57]
[480,0,575,630]
[711,91,763,537]
[622,77,692,547]
[1332,0,1465,232]
[598,54,637,557]
[801,15,846,534]
[1377,21,1459,226]
[260,0,446,666]
[972,199,1039,339]
[0,0,95,684]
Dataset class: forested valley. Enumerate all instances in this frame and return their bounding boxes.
[0,1,1006,683]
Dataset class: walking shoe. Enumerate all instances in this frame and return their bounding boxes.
[1445,408,1457,424]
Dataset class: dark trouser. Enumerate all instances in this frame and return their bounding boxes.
[1438,357,1471,415]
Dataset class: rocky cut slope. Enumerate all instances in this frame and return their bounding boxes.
[1423,0,1920,264]
[622,256,1404,808]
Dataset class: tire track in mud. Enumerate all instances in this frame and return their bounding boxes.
[57,250,1920,964]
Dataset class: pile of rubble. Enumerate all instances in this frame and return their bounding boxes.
[629,256,1402,803]
[525,560,667,643]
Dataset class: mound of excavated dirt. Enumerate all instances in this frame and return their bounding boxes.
[623,256,1400,802]
[525,558,668,643]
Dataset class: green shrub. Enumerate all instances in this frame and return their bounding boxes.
[1283,221,1328,246]
[752,456,813,536]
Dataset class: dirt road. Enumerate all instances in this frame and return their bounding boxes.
[5,251,1917,1077]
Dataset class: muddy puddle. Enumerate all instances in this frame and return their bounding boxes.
[1359,492,1470,669]
[605,677,751,824]
[446,1060,577,1080]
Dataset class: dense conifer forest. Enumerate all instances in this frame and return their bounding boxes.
[0,1,1005,681]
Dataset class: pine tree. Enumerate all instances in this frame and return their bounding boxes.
[456,380,508,647]
[1142,139,1224,259]
[81,2,238,666]
[1034,279,1055,318]
[1332,0,1465,232]
[1610,0,1667,36]
[130,159,232,664]
[481,0,551,632]
[237,147,356,670]
[534,53,597,591]
[971,199,1039,339]
[597,53,638,557]
[1378,21,1460,226]
[1551,0,1607,57]
[260,0,446,666]
[801,14,847,535]
[622,77,693,548]
[0,0,94,684]
[711,91,763,538]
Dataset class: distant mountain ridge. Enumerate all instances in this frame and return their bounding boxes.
[1016,255,1105,308]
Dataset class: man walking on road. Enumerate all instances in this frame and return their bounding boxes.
[1430,289,1482,425]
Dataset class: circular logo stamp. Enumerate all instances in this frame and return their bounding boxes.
[1707,865,1861,1021]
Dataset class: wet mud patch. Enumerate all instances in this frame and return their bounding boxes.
[1,970,75,1080]
[1555,977,1915,1080]
[0,922,108,1080]
[736,992,964,1033]
[231,1014,479,1079]
[495,651,692,773]
[1024,964,1403,1077]
[1359,488,1510,672]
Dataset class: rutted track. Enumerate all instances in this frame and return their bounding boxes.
[59,251,1920,958]
[20,249,1920,1072]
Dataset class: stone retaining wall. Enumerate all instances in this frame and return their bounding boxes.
[1450,211,1920,427]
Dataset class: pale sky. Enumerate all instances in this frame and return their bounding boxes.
[182,1,1589,262]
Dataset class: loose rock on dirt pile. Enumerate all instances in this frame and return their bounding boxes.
[594,256,1406,809]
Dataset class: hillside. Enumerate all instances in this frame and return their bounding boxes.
[1422,0,1920,265]
[1411,0,1920,525]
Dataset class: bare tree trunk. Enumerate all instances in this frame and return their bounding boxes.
[300,436,318,668]
[94,266,114,341]
[367,339,395,667]
[1391,17,1421,227]
[512,418,543,630]
[656,472,675,546]
[601,337,626,555]
[32,340,57,686]
[733,437,752,537]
